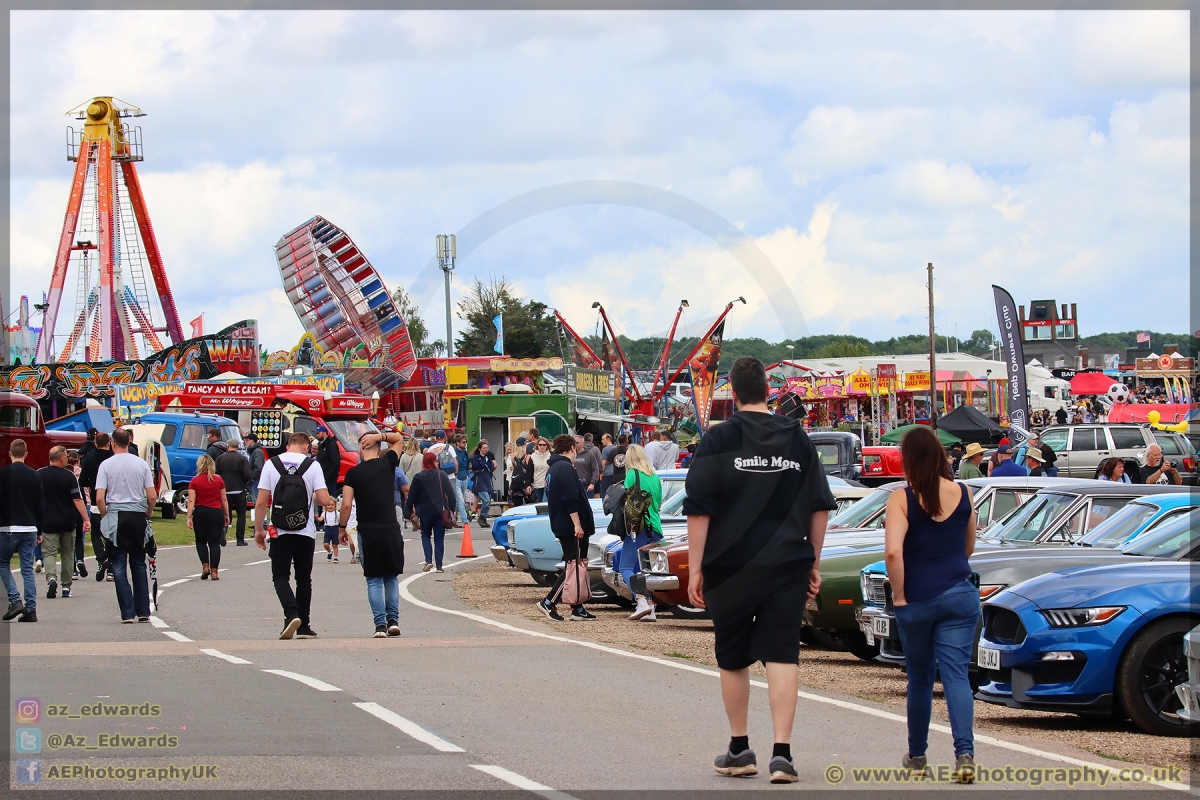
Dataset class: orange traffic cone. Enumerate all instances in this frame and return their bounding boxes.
[458,522,477,558]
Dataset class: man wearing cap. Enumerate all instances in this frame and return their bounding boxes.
[314,426,342,496]
[957,443,986,480]
[1027,431,1058,477]
[1024,449,1047,477]
[990,444,1028,477]
[948,442,964,474]
[243,433,265,506]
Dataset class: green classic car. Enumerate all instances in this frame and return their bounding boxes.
[805,477,1060,659]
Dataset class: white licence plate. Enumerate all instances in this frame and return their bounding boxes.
[872,616,891,638]
[978,647,1001,670]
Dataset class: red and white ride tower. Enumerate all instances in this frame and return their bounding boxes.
[34,97,183,364]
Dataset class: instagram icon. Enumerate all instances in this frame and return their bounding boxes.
[14,698,40,723]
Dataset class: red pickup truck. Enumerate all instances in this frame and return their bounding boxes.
[860,446,904,487]
[0,393,87,467]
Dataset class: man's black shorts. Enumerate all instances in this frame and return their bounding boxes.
[706,564,812,671]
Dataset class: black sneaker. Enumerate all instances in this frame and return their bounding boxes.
[536,599,563,621]
[46,578,57,599]
[236,541,248,546]
[18,609,37,622]
[769,755,798,783]
[386,619,401,637]
[279,617,302,640]
[61,588,71,598]
[3,600,25,620]
[76,561,88,578]
[373,624,387,638]
[714,747,758,777]
[296,625,318,639]
[95,563,107,582]
[570,608,597,621]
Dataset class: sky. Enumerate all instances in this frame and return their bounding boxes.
[8,9,1191,355]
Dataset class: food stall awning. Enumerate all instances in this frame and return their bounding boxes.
[1070,371,1114,395]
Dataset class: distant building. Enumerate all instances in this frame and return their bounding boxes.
[1018,299,1124,370]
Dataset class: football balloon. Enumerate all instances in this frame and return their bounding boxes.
[1106,383,1130,405]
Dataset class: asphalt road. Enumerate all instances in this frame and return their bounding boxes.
[4,528,1189,794]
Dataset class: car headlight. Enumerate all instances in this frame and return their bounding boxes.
[506,523,515,547]
[979,584,1006,600]
[604,550,614,568]
[648,549,670,575]
[1040,607,1125,628]
[860,573,871,603]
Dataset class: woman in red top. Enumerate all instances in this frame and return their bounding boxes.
[188,455,230,580]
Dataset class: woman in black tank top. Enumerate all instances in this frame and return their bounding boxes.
[883,426,981,784]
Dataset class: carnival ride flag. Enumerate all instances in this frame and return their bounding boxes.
[494,314,504,354]
[688,321,725,431]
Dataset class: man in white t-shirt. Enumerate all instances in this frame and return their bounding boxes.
[95,428,156,623]
[255,431,331,640]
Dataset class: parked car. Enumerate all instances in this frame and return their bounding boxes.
[861,510,1200,672]
[504,469,688,599]
[1150,430,1198,486]
[129,413,243,515]
[976,561,1200,736]
[0,392,87,469]
[989,483,1185,546]
[488,502,549,560]
[860,446,903,487]
[1074,493,1200,549]
[808,431,863,482]
[1175,624,1200,722]
[1035,424,1154,478]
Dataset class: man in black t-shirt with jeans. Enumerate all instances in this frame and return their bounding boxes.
[38,446,90,599]
[684,357,837,784]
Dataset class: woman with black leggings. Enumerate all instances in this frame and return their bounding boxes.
[188,455,229,580]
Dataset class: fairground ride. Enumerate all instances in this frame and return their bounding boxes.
[35,97,183,364]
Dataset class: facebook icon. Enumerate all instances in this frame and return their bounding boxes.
[15,758,41,784]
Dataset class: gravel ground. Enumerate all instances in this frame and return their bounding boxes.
[457,561,1197,777]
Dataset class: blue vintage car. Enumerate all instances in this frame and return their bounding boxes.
[502,470,689,601]
[976,559,1200,736]
[1075,492,1200,548]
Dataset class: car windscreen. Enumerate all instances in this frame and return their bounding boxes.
[1078,502,1160,548]
[1118,510,1200,557]
[815,444,841,466]
[218,425,242,448]
[661,490,687,518]
[327,419,379,453]
[829,487,891,528]
[997,492,1078,542]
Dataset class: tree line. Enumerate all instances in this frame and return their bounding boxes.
[395,278,1196,368]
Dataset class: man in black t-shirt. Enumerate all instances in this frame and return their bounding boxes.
[683,357,837,784]
[78,432,115,579]
[38,447,90,599]
[340,430,406,638]
[1140,444,1182,485]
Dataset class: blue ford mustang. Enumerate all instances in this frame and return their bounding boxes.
[976,561,1199,736]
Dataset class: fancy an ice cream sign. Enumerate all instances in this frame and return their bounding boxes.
[184,382,275,408]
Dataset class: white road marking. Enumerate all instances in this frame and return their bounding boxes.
[243,559,271,565]
[163,631,193,642]
[471,764,579,800]
[353,702,463,752]
[185,573,203,578]
[400,565,1190,793]
[148,616,169,629]
[199,648,252,665]
[160,578,190,588]
[262,669,341,692]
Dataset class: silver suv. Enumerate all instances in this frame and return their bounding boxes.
[1037,425,1153,478]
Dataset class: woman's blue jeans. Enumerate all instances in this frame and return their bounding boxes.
[476,491,492,519]
[365,575,399,627]
[894,579,981,759]
[420,513,446,569]
[619,530,655,601]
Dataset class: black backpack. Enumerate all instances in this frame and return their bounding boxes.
[270,455,315,532]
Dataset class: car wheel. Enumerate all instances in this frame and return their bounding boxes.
[1115,617,1198,736]
[173,492,188,516]
[668,604,710,620]
[845,633,879,661]
[159,502,176,520]
[530,570,558,588]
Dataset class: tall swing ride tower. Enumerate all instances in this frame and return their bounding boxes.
[34,97,183,364]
